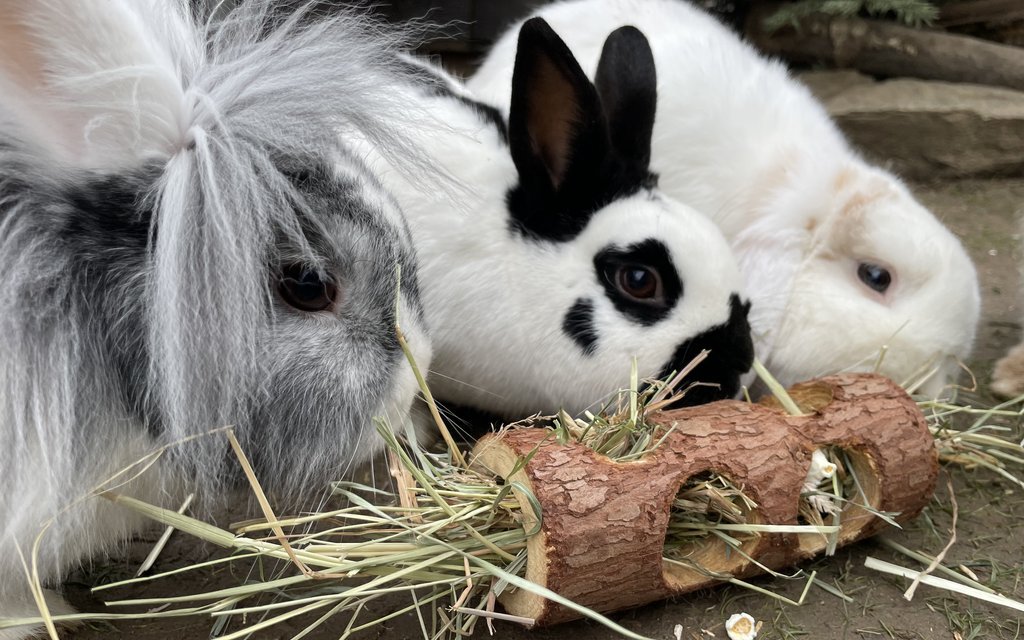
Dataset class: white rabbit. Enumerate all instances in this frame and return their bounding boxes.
[469,0,981,397]
[360,18,753,422]
[0,1,432,637]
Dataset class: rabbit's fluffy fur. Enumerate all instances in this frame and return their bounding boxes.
[0,1,432,635]
[469,0,981,397]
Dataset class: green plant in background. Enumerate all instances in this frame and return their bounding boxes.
[763,0,940,31]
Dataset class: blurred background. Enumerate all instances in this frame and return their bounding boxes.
[363,0,1024,181]
[370,0,1024,81]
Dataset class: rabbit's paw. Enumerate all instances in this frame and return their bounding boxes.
[992,341,1024,399]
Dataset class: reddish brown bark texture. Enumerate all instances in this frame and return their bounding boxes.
[470,373,938,626]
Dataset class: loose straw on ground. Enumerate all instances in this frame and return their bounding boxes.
[6,346,1024,638]
[902,474,957,601]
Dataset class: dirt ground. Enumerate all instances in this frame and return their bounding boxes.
[49,178,1024,640]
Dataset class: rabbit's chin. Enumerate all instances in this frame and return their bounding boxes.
[753,318,968,400]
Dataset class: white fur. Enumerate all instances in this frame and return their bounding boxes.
[469,0,981,396]
[0,0,195,167]
[358,55,749,418]
[0,2,433,637]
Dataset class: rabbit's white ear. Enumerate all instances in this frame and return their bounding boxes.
[0,0,192,168]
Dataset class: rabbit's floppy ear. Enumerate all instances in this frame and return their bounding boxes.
[508,17,607,199]
[0,0,191,167]
[594,26,657,175]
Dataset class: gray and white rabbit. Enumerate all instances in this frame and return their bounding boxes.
[470,0,981,398]
[0,1,432,636]
[360,18,754,421]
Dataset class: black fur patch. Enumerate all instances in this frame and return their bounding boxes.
[594,239,682,325]
[61,169,156,253]
[59,168,161,436]
[595,26,658,182]
[655,294,754,406]
[506,157,656,242]
[452,95,507,144]
[6,163,157,438]
[393,56,508,143]
[562,298,598,355]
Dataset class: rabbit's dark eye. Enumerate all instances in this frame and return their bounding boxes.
[857,263,892,294]
[594,240,682,326]
[617,265,662,301]
[278,264,337,312]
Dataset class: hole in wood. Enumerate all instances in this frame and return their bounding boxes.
[759,380,835,415]
[796,447,883,556]
[662,471,761,589]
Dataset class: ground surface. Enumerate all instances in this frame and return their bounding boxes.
[52,178,1024,640]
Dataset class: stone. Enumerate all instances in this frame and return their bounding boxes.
[802,73,1024,180]
[797,69,876,102]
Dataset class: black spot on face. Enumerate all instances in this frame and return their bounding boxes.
[563,298,598,355]
[656,295,754,406]
[595,239,682,325]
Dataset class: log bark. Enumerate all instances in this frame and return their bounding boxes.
[470,373,938,627]
[746,7,1024,93]
[938,0,1024,29]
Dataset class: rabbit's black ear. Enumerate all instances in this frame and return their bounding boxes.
[508,17,607,199]
[594,26,657,173]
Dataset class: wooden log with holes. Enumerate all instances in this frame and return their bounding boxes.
[470,373,938,627]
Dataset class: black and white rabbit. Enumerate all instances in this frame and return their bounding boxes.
[362,18,754,421]
[0,1,432,636]
[470,0,981,398]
